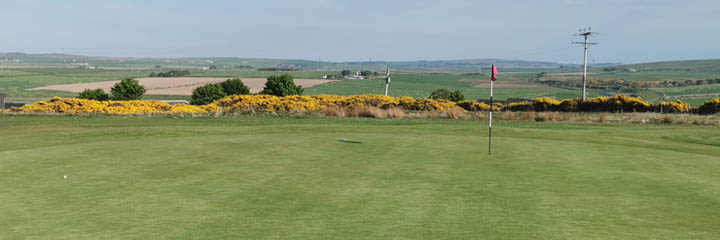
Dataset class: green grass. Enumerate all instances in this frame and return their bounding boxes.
[1,115,720,239]
[1,65,718,105]
[653,84,720,96]
[305,73,604,100]
[0,69,154,103]
[633,85,720,106]
[1,68,602,103]
[590,70,720,82]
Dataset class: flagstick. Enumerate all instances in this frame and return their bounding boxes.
[489,80,493,155]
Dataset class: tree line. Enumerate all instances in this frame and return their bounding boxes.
[149,70,191,78]
[77,74,304,105]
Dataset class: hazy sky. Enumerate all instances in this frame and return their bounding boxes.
[1,0,718,63]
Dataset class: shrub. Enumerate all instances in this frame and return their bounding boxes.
[503,112,518,120]
[444,107,468,119]
[698,98,720,115]
[507,101,533,112]
[577,95,651,113]
[422,110,443,119]
[660,115,674,124]
[429,89,452,100]
[11,97,217,115]
[429,89,463,102]
[111,78,146,100]
[559,99,580,112]
[599,113,608,123]
[449,90,464,102]
[521,112,536,121]
[364,107,387,118]
[150,70,190,78]
[261,74,303,96]
[457,100,490,111]
[322,107,347,118]
[220,78,250,95]
[385,107,406,118]
[78,88,109,101]
[191,83,227,105]
[654,100,691,113]
[533,97,562,112]
[491,102,504,111]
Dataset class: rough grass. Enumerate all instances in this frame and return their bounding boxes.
[498,112,720,126]
[1,115,720,239]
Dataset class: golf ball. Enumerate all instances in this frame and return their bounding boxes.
[63,175,67,179]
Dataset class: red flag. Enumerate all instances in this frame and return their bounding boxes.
[491,65,498,81]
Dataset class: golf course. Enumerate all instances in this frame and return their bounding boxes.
[1,115,719,239]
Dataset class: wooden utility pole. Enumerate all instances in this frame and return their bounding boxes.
[384,68,391,96]
[489,65,498,155]
[573,28,598,101]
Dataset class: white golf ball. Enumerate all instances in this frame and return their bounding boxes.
[63,175,67,179]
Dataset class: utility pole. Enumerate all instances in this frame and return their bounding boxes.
[384,67,391,96]
[489,65,498,155]
[573,28,598,101]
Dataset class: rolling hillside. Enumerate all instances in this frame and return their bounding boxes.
[0,53,572,72]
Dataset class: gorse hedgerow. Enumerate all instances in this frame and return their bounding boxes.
[4,95,719,115]
[6,95,457,115]
[10,97,217,115]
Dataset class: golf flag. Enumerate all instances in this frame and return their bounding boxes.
[491,65,498,81]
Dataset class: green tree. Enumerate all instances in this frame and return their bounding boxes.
[340,70,352,76]
[111,78,146,100]
[220,78,250,95]
[449,90,464,102]
[429,89,452,100]
[360,70,373,76]
[78,88,109,101]
[429,89,464,102]
[260,74,303,96]
[191,83,226,105]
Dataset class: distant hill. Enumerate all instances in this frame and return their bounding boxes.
[0,53,577,72]
[617,59,720,72]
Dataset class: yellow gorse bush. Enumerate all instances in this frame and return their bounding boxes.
[9,95,458,115]
[655,100,691,113]
[11,97,193,115]
[698,98,720,115]
[216,94,456,111]
[457,100,491,111]
[506,101,533,112]
[6,95,713,115]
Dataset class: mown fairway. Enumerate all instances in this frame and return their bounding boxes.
[1,115,719,239]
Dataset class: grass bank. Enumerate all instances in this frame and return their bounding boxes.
[1,115,719,239]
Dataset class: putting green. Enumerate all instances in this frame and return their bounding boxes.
[1,115,719,239]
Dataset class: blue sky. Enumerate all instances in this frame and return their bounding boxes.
[0,0,718,63]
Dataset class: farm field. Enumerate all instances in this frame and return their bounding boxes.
[645,84,720,106]
[587,70,720,82]
[31,77,337,95]
[1,68,598,104]
[0,68,329,103]
[1,115,719,239]
[2,57,720,106]
[304,73,605,100]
